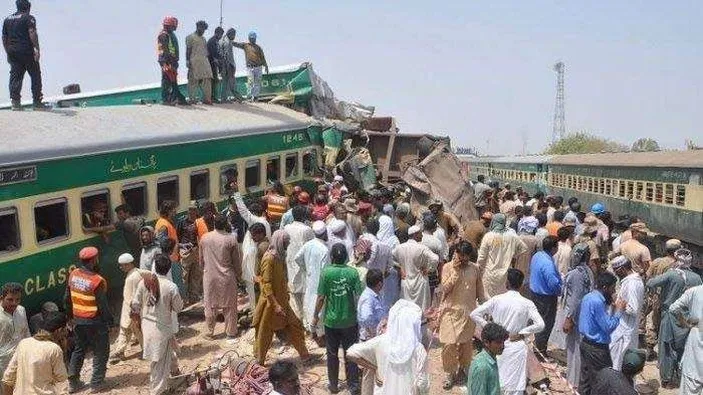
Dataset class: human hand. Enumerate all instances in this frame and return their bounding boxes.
[614,298,627,311]
[509,333,524,342]
[274,303,286,318]
[311,316,319,328]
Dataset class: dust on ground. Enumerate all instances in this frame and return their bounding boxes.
[68,306,676,395]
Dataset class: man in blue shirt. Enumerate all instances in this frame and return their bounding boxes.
[356,268,386,395]
[578,271,627,395]
[529,235,562,355]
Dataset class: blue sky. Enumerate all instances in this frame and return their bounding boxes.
[2,0,701,154]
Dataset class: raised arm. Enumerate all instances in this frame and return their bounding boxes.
[232,192,256,225]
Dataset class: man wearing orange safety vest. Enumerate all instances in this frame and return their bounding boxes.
[64,246,113,393]
[263,181,289,229]
[155,200,180,263]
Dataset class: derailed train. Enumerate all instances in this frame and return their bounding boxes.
[460,151,703,249]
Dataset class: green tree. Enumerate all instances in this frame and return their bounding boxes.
[631,138,660,152]
[544,132,627,155]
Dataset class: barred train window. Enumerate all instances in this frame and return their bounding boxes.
[190,169,210,201]
[626,181,634,199]
[122,182,147,216]
[675,185,686,206]
[81,189,111,229]
[654,183,663,203]
[618,181,626,198]
[599,179,605,194]
[35,198,69,244]
[664,184,674,205]
[0,207,20,253]
[605,180,612,196]
[635,182,644,201]
[220,164,238,196]
[645,182,654,202]
[266,156,281,182]
[157,176,179,209]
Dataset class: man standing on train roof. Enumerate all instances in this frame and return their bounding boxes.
[219,28,242,103]
[233,31,268,101]
[0,282,30,393]
[157,16,187,106]
[2,0,48,110]
[65,246,113,393]
[206,26,223,103]
[109,253,144,364]
[186,21,213,104]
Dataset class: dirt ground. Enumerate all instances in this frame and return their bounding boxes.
[66,305,676,395]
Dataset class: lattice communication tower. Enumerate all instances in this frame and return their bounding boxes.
[552,61,566,143]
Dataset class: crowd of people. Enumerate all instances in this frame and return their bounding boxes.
[1,172,702,395]
[2,0,270,110]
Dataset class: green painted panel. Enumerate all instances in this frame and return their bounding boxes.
[550,165,697,184]
[0,128,321,202]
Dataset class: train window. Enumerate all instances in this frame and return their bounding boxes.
[35,198,69,244]
[122,182,147,216]
[644,182,654,202]
[605,180,612,196]
[587,178,594,192]
[599,179,605,194]
[626,181,634,199]
[654,183,663,203]
[617,181,625,198]
[245,159,261,190]
[0,207,20,253]
[220,165,238,196]
[664,184,674,205]
[190,169,210,201]
[675,185,686,207]
[529,173,536,183]
[266,156,280,183]
[157,176,179,209]
[635,182,644,201]
[285,153,299,179]
[81,189,111,230]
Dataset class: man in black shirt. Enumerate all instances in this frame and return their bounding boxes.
[2,0,46,110]
[207,26,224,103]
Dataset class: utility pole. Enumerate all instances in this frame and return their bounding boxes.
[552,61,566,144]
[219,0,224,27]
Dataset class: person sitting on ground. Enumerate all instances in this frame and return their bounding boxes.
[592,349,646,395]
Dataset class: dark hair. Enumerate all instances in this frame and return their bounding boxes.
[163,238,176,254]
[365,218,380,235]
[114,204,132,214]
[226,28,236,36]
[554,196,564,206]
[576,211,586,223]
[292,205,308,222]
[514,205,525,217]
[202,201,217,215]
[537,201,549,211]
[250,222,266,235]
[481,322,509,343]
[504,191,515,200]
[506,268,524,290]
[268,360,298,389]
[477,174,485,183]
[553,210,565,222]
[570,201,581,212]
[159,200,177,217]
[567,197,578,206]
[154,254,172,276]
[456,240,473,257]
[542,235,558,252]
[250,202,264,216]
[366,268,384,288]
[272,181,285,195]
[557,226,573,242]
[596,272,618,290]
[535,213,548,227]
[214,26,224,34]
[330,243,348,265]
[1,282,23,298]
[315,194,327,205]
[41,311,68,332]
[534,191,545,200]
[16,0,30,12]
[422,212,437,231]
[196,20,208,28]
[213,214,228,231]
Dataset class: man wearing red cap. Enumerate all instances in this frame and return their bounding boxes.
[157,16,187,105]
[65,246,113,393]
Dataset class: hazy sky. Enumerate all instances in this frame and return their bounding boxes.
[2,1,701,155]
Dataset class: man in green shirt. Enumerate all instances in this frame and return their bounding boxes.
[468,322,509,395]
[313,243,363,395]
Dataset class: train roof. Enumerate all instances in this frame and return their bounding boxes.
[0,102,312,166]
[550,151,703,168]
[464,155,552,164]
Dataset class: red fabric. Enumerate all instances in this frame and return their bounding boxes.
[162,16,178,27]
[311,204,330,221]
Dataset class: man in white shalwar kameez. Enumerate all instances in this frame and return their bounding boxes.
[347,299,430,395]
[327,218,355,263]
[477,214,528,298]
[669,284,703,395]
[609,256,645,371]
[470,268,545,394]
[294,221,330,335]
[284,206,315,320]
[394,225,439,314]
[233,191,272,309]
[131,256,184,395]
[110,253,145,362]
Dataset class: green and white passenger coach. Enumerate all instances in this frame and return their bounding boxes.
[0,102,325,313]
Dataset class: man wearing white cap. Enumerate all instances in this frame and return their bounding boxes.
[329,175,348,201]
[294,221,331,335]
[394,224,439,313]
[609,256,644,371]
[110,253,144,363]
[284,206,315,321]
